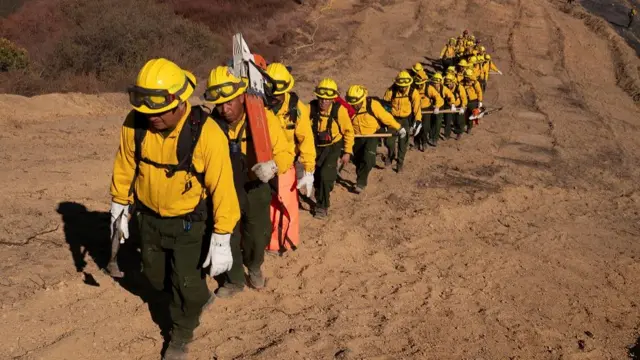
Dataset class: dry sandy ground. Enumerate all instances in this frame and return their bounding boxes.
[1,0,640,359]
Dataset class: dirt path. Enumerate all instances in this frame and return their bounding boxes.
[1,0,639,359]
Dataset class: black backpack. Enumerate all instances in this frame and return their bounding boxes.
[130,105,209,221]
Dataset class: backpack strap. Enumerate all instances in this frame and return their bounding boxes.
[288,92,299,124]
[309,100,342,140]
[132,105,207,188]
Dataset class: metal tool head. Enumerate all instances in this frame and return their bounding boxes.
[232,33,266,97]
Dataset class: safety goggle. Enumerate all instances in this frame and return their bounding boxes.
[127,77,192,110]
[203,81,246,102]
[396,78,412,85]
[265,79,290,93]
[314,87,337,97]
[345,95,364,104]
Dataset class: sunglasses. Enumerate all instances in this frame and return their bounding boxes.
[396,78,412,85]
[203,81,246,102]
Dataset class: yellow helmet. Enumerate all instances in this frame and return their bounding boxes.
[464,68,476,80]
[412,62,424,73]
[469,56,478,65]
[445,73,457,83]
[472,49,478,56]
[447,66,456,73]
[449,37,456,44]
[485,54,492,60]
[458,59,469,67]
[204,65,248,105]
[346,85,368,105]
[265,62,294,95]
[470,35,476,40]
[477,55,485,62]
[128,58,196,114]
[314,78,339,99]
[413,71,428,85]
[479,46,486,52]
[431,72,444,83]
[395,70,413,87]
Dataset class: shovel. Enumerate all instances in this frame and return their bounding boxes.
[106,210,126,278]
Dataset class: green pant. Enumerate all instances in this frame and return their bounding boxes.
[138,212,210,343]
[353,137,377,188]
[225,182,272,284]
[428,113,444,145]
[466,100,480,133]
[384,117,411,165]
[443,111,456,138]
[314,141,342,210]
[454,112,465,135]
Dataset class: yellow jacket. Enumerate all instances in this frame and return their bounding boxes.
[110,104,240,234]
[434,84,456,106]
[448,83,468,108]
[456,71,464,83]
[226,110,295,177]
[483,60,500,82]
[383,86,423,122]
[352,98,402,135]
[311,103,355,154]
[463,80,483,102]
[440,45,456,59]
[473,64,482,80]
[271,93,316,172]
[415,84,445,110]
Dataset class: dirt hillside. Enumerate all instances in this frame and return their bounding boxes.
[1,0,640,359]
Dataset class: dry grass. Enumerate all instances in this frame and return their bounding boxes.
[0,0,300,95]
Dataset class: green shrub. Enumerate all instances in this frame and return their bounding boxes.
[0,38,29,72]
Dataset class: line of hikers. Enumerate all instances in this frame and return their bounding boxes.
[108,30,500,359]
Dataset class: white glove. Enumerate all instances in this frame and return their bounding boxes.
[110,202,129,244]
[450,105,456,112]
[251,160,278,183]
[479,102,483,108]
[459,108,465,114]
[412,121,422,136]
[498,70,503,75]
[296,171,314,196]
[398,127,407,138]
[202,233,233,277]
[434,107,440,114]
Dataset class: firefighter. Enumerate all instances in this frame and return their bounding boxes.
[111,58,241,359]
[382,71,422,171]
[204,65,295,297]
[346,85,405,192]
[308,78,355,215]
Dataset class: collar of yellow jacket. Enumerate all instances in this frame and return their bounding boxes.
[273,92,291,117]
[162,101,192,138]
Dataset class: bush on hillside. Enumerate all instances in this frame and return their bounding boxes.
[46,0,221,91]
[0,38,29,72]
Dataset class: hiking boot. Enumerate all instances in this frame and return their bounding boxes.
[248,269,265,289]
[384,157,392,168]
[314,207,328,219]
[396,164,403,173]
[163,340,187,360]
[353,186,365,194]
[215,283,244,298]
[455,133,462,140]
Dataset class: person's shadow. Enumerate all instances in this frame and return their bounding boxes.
[56,202,172,345]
